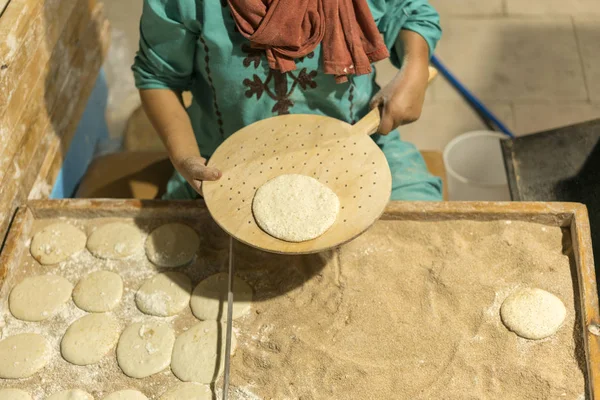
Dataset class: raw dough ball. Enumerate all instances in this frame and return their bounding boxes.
[135,272,192,317]
[171,321,237,383]
[73,270,123,312]
[102,390,148,400]
[0,389,32,400]
[145,223,199,267]
[159,383,212,400]
[190,273,253,321]
[87,223,143,259]
[61,313,120,365]
[9,275,73,321]
[46,390,93,400]
[117,321,176,378]
[30,223,86,265]
[0,333,50,379]
[500,287,566,340]
[252,174,340,242]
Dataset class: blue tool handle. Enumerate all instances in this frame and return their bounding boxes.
[430,55,515,139]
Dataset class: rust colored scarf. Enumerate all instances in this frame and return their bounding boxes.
[227,0,389,83]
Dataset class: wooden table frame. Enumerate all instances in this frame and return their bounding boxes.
[0,199,598,397]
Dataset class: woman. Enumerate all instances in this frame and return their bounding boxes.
[132,0,442,201]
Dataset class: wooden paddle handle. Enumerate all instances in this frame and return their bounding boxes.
[351,108,381,136]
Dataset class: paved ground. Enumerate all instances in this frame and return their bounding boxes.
[102,0,600,151]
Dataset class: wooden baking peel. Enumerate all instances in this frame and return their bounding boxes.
[203,108,392,254]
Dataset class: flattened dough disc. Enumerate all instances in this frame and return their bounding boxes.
[203,109,391,254]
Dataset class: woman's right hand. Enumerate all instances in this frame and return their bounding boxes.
[172,156,222,196]
[138,89,221,196]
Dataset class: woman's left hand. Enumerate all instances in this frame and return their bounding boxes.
[370,30,431,135]
[370,64,429,134]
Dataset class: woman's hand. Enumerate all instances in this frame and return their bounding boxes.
[370,30,431,135]
[139,89,222,196]
[172,156,222,195]
[370,64,428,134]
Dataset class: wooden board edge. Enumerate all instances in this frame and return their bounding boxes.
[382,201,578,225]
[570,203,600,399]
[0,206,32,288]
[26,198,207,220]
[24,200,587,221]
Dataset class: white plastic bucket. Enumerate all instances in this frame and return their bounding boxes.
[443,131,511,201]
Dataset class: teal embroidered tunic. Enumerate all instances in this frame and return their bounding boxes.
[132,0,443,200]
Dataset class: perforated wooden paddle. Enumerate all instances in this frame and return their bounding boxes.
[203,108,392,254]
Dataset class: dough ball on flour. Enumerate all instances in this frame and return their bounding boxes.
[145,223,199,267]
[30,223,87,265]
[47,390,93,400]
[0,333,50,379]
[171,321,237,383]
[135,272,192,317]
[61,313,120,365]
[87,223,143,259]
[102,390,148,400]
[0,389,32,400]
[73,270,123,312]
[500,287,566,340]
[252,174,340,242]
[30,223,86,265]
[9,275,73,321]
[190,273,253,321]
[159,383,212,400]
[117,321,175,378]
